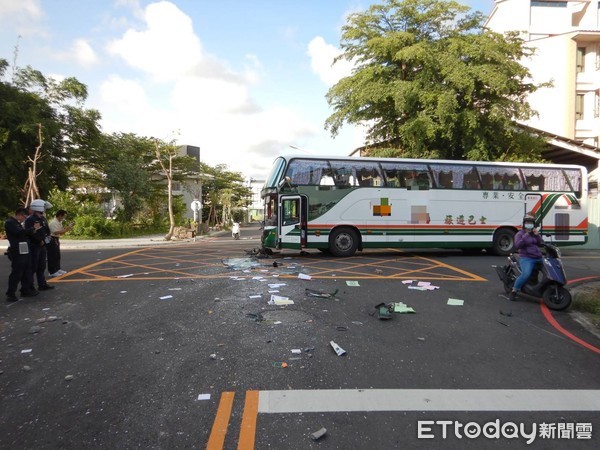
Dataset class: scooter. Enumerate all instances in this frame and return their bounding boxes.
[231,222,240,240]
[495,241,572,311]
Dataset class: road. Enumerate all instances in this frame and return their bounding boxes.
[1,228,599,449]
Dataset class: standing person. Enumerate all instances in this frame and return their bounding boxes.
[4,207,39,302]
[48,209,72,277]
[24,199,55,291]
[509,214,544,301]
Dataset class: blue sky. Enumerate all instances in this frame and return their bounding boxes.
[0,0,495,179]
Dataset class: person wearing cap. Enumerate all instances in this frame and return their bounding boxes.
[24,199,55,292]
[509,214,544,301]
[4,207,39,302]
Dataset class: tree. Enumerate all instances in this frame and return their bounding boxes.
[325,0,547,161]
[0,58,102,217]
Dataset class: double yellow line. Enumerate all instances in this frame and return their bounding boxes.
[206,390,259,450]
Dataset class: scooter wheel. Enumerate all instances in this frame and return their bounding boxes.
[542,286,572,311]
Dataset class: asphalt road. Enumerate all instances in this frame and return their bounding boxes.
[1,229,599,449]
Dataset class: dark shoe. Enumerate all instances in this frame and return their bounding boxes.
[6,294,19,303]
[509,290,517,301]
[38,285,55,291]
[21,290,39,297]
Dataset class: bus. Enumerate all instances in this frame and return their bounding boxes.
[260,155,588,256]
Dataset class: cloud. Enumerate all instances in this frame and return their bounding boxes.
[98,1,326,177]
[107,1,203,82]
[307,36,354,87]
[0,0,42,20]
[70,38,99,68]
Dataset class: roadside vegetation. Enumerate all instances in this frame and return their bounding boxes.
[0,59,251,238]
[572,284,600,327]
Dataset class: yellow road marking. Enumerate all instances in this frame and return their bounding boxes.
[206,391,235,450]
[238,390,259,450]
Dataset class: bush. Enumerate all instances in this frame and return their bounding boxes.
[70,215,119,238]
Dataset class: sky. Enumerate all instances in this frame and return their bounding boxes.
[0,0,495,180]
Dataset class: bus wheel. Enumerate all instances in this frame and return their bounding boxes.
[329,227,358,257]
[492,228,515,256]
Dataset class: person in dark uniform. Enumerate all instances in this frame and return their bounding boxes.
[24,199,55,292]
[4,207,38,302]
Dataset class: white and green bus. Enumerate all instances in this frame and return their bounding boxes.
[260,155,588,256]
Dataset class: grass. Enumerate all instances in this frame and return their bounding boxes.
[571,284,600,329]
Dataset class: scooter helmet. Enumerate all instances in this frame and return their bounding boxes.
[523,214,536,228]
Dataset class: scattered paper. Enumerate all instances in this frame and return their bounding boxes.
[117,274,133,278]
[447,298,464,306]
[273,321,282,325]
[197,394,211,401]
[21,349,32,354]
[402,280,413,285]
[346,281,360,287]
[298,273,312,280]
[159,295,173,300]
[330,341,346,356]
[168,288,182,291]
[248,295,262,299]
[268,295,294,305]
[408,286,427,291]
[392,302,416,313]
[291,349,302,354]
[268,290,279,294]
[120,291,127,294]
[268,283,287,289]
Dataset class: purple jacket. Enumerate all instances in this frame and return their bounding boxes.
[514,229,544,258]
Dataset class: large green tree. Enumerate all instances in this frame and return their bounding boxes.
[325,0,546,161]
[0,58,101,217]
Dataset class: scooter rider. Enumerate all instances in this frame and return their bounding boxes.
[509,214,544,301]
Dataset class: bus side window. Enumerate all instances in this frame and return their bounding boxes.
[417,173,430,190]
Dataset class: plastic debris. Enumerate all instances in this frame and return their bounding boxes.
[64,375,74,381]
[330,340,346,356]
[159,295,173,300]
[310,427,327,441]
[298,273,312,280]
[273,362,288,368]
[447,298,464,306]
[197,393,211,400]
[268,295,294,305]
[346,281,360,286]
[392,302,416,314]
[305,288,339,298]
[373,303,392,320]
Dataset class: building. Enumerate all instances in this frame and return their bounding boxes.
[485,1,600,149]
[485,0,600,247]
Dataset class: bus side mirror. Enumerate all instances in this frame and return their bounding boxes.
[278,176,292,189]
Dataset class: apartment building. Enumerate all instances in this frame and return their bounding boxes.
[486,0,600,147]
[486,0,600,247]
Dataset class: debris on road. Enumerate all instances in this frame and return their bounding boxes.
[330,340,346,356]
[392,302,416,314]
[268,295,294,305]
[197,393,211,401]
[346,281,360,287]
[273,362,288,368]
[447,298,464,306]
[310,427,327,441]
[305,288,339,299]
[298,273,312,280]
[373,303,392,320]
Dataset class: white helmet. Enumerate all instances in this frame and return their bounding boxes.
[30,199,52,212]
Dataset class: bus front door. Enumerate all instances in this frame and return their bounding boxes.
[279,195,308,249]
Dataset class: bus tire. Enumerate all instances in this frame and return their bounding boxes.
[492,228,516,256]
[329,227,359,257]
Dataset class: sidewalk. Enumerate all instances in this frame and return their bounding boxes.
[0,232,227,251]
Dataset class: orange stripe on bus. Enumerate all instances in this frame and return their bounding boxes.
[206,391,235,450]
[238,390,259,450]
